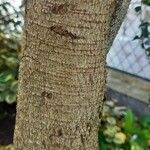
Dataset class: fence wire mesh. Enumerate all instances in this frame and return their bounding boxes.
[107,0,150,80]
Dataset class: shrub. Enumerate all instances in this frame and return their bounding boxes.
[0,1,22,104]
[99,100,150,150]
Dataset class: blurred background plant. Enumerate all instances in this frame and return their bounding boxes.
[99,100,150,150]
[142,0,150,6]
[134,0,150,57]
[0,144,15,150]
[0,1,23,104]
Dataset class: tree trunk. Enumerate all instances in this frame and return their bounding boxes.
[14,0,130,149]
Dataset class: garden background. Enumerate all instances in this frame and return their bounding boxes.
[0,0,150,149]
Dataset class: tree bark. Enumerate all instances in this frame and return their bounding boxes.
[14,0,130,149]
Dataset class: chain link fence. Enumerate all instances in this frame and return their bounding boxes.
[107,0,150,81]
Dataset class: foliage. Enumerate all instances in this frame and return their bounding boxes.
[142,0,150,6]
[0,145,15,150]
[0,1,23,104]
[99,100,150,150]
[134,1,150,57]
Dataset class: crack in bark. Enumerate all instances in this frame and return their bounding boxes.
[50,25,83,39]
[42,140,46,149]
[80,134,86,150]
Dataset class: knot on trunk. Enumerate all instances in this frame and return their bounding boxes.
[51,3,76,15]
[52,3,69,14]
[41,91,53,99]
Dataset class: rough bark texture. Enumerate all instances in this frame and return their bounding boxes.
[108,0,132,49]
[14,0,130,149]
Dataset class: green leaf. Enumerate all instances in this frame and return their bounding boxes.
[0,82,7,91]
[106,117,116,125]
[2,144,15,150]
[104,126,118,137]
[139,22,150,27]
[10,81,18,92]
[142,0,150,6]
[141,129,150,140]
[0,71,14,82]
[0,91,9,103]
[145,47,150,52]
[133,35,140,40]
[5,57,18,68]
[0,94,5,102]
[134,6,141,12]
[141,43,145,49]
[130,142,143,150]
[98,131,108,150]
[5,94,16,104]
[113,132,126,144]
[124,109,135,133]
[0,59,4,67]
[141,26,149,38]
[140,115,150,128]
